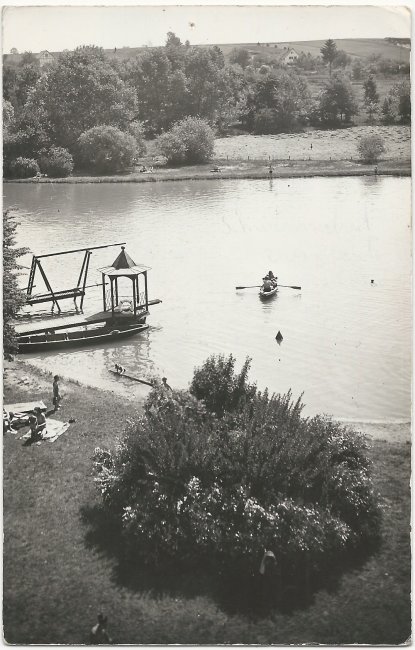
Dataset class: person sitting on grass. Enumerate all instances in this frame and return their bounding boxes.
[34,407,47,436]
[28,415,44,442]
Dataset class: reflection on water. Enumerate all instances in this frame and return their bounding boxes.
[4,176,411,422]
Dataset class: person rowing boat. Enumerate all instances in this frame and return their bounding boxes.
[262,271,278,293]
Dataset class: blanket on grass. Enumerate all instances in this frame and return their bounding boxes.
[21,419,70,443]
[4,400,47,414]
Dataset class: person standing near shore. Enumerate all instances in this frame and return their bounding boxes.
[52,375,62,411]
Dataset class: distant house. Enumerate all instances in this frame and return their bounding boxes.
[3,49,55,68]
[281,48,299,65]
[38,50,54,67]
[249,46,300,67]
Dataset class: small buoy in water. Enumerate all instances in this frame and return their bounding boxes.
[371,279,374,284]
[276,331,283,342]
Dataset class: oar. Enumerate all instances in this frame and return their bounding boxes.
[236,284,301,290]
[236,285,261,289]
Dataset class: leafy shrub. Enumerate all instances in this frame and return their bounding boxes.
[5,156,39,179]
[39,147,73,178]
[76,125,137,173]
[93,354,381,588]
[190,353,256,416]
[156,117,215,165]
[357,135,386,163]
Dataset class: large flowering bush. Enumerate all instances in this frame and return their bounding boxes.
[93,355,381,583]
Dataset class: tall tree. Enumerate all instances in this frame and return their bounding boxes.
[126,48,175,135]
[363,75,380,121]
[320,38,337,76]
[165,31,186,71]
[319,74,358,125]
[3,210,29,359]
[184,47,237,122]
[391,81,411,124]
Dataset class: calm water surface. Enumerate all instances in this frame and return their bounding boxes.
[4,176,411,422]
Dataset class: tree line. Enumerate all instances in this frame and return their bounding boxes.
[3,35,411,175]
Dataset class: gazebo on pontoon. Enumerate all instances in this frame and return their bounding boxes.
[98,246,151,320]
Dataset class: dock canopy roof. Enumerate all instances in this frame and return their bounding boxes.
[98,246,151,277]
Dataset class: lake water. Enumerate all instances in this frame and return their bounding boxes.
[4,176,411,423]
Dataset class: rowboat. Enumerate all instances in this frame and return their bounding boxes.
[259,283,278,298]
[17,322,149,353]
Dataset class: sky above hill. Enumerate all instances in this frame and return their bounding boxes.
[2,3,411,54]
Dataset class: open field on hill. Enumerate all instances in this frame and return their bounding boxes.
[276,38,410,63]
[215,125,411,162]
[3,361,411,644]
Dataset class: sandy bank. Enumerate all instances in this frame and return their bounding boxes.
[3,360,410,445]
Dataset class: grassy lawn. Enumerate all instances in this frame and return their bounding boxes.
[215,125,411,162]
[3,365,411,644]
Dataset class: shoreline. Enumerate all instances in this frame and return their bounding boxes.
[4,359,410,444]
[3,159,411,184]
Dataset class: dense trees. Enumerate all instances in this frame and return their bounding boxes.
[3,59,41,112]
[3,210,29,359]
[26,46,137,151]
[2,35,410,176]
[242,70,312,133]
[124,40,244,137]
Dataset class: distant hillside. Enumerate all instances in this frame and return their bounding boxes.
[3,37,410,67]
[276,38,410,62]
[215,38,410,63]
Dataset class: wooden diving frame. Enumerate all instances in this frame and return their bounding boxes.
[26,242,126,314]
